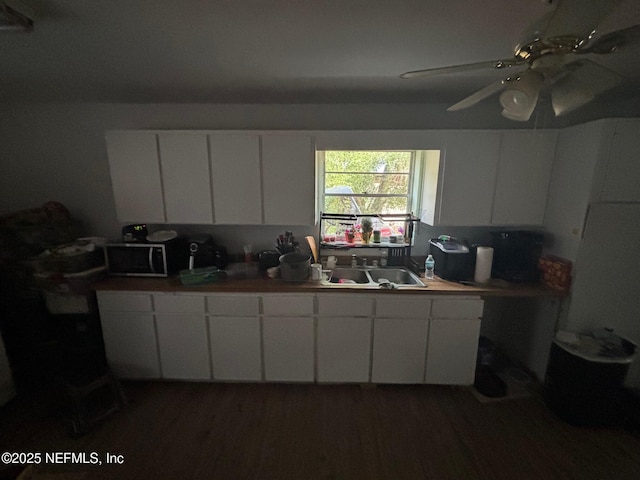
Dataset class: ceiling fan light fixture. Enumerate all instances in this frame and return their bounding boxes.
[551,87,594,116]
[498,71,544,121]
[499,88,532,113]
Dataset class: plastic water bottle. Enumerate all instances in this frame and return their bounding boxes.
[425,254,435,280]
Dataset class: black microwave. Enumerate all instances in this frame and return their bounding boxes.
[104,243,179,277]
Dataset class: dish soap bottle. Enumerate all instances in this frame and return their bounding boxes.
[425,254,435,280]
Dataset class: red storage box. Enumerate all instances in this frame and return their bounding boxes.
[538,255,572,292]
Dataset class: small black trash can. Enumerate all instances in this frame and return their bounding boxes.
[544,329,636,426]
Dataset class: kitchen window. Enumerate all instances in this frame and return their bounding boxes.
[317,149,440,216]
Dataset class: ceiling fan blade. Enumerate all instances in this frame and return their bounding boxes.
[551,59,621,116]
[583,23,640,54]
[542,0,622,45]
[447,79,507,111]
[400,59,524,79]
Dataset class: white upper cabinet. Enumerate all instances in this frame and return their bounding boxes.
[262,134,315,225]
[600,120,640,202]
[158,133,213,224]
[106,130,315,226]
[105,131,166,223]
[209,134,262,224]
[492,131,557,225]
[437,132,501,226]
[422,130,556,226]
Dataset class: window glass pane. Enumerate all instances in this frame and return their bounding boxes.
[325,151,411,173]
[324,196,409,215]
[325,173,409,195]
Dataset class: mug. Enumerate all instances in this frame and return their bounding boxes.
[311,263,323,281]
[326,256,337,269]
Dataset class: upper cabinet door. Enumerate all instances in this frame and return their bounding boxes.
[492,131,557,225]
[158,133,214,224]
[209,134,262,224]
[438,132,501,226]
[105,132,166,223]
[262,134,315,225]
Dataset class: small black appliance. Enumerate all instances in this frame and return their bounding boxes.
[187,234,229,270]
[258,250,281,271]
[429,236,474,281]
[490,230,543,283]
[121,224,148,243]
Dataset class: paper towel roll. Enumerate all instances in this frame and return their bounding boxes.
[474,246,494,284]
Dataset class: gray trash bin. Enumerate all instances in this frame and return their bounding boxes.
[544,329,636,426]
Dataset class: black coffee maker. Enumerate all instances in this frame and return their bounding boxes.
[490,230,543,283]
[187,234,229,270]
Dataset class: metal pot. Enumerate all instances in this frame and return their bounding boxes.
[279,252,311,283]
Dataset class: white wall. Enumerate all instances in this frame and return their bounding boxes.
[0,103,548,255]
[0,103,504,243]
[542,119,640,389]
[542,120,615,261]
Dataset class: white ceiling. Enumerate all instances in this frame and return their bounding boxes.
[2,0,640,116]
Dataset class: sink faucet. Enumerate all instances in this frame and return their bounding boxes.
[351,254,367,267]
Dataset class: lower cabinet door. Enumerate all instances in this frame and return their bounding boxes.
[317,317,372,383]
[263,316,314,382]
[371,318,429,384]
[208,316,262,381]
[100,312,160,379]
[425,318,481,385]
[155,314,211,380]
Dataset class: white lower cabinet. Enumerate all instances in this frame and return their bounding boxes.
[206,294,262,381]
[155,314,211,380]
[425,318,481,385]
[263,316,314,382]
[425,298,484,385]
[97,290,483,385]
[372,317,429,384]
[317,317,372,383]
[99,311,160,379]
[153,293,210,380]
[371,295,432,384]
[97,292,160,379]
[208,316,262,381]
[316,294,374,383]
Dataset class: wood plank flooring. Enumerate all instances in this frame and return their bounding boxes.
[1,382,640,480]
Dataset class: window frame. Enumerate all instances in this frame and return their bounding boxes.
[317,150,420,216]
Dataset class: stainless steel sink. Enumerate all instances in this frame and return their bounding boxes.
[368,268,423,286]
[326,267,424,288]
[328,268,370,284]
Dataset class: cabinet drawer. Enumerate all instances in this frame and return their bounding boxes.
[153,294,205,314]
[431,298,483,319]
[317,294,374,317]
[97,292,152,312]
[207,295,259,316]
[376,295,431,319]
[262,294,314,316]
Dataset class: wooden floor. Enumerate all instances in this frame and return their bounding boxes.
[1,381,640,480]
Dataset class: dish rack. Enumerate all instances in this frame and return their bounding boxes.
[318,213,420,267]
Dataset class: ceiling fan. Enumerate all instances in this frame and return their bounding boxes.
[400,0,640,121]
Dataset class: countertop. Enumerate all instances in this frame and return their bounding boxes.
[94,273,565,297]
